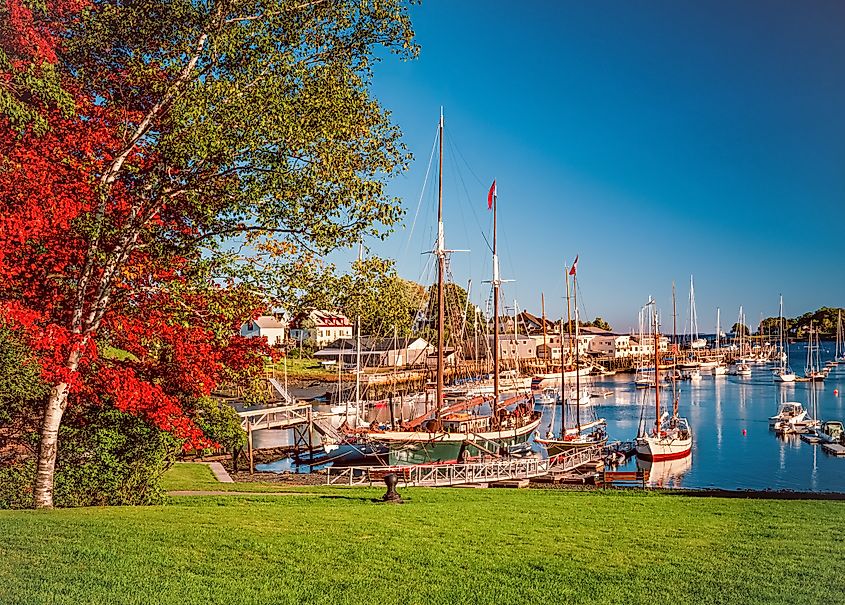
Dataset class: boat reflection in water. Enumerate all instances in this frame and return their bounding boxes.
[637,454,692,488]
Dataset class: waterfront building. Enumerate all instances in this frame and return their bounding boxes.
[240,315,287,346]
[289,310,353,348]
[313,336,432,368]
[488,333,537,360]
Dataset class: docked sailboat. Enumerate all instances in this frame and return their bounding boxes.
[374,113,540,465]
[833,310,845,365]
[535,259,607,455]
[803,322,826,381]
[773,295,796,383]
[711,308,728,375]
[635,301,693,462]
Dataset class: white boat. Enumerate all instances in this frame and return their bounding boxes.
[686,276,706,350]
[730,362,752,377]
[773,368,796,383]
[534,387,557,406]
[532,366,592,384]
[803,322,826,381]
[834,310,845,365]
[773,295,796,383]
[536,260,608,455]
[635,300,693,462]
[769,402,808,427]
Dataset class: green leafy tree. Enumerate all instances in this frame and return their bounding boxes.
[7,0,417,508]
[419,283,479,347]
[591,317,612,331]
[336,257,425,337]
[731,323,750,337]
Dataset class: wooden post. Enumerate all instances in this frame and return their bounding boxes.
[307,407,314,465]
[247,422,254,475]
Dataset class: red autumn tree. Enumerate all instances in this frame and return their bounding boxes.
[0,0,416,508]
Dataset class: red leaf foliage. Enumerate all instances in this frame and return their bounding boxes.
[0,1,270,448]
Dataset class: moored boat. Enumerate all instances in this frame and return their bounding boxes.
[635,299,693,463]
[535,258,608,455]
[768,401,808,427]
[773,295,796,383]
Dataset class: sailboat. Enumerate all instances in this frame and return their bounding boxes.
[711,308,728,376]
[833,310,845,365]
[678,279,702,380]
[373,112,541,465]
[803,321,826,382]
[773,295,796,383]
[729,306,752,377]
[535,259,607,455]
[688,276,707,350]
[635,301,693,461]
[634,300,661,388]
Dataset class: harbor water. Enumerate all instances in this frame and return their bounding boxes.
[558,343,845,491]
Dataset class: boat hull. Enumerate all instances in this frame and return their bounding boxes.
[536,435,607,457]
[635,435,692,461]
[381,416,543,465]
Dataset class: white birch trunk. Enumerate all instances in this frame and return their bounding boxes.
[32,349,81,509]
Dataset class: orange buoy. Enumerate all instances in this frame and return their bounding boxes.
[835,389,839,396]
[742,429,747,436]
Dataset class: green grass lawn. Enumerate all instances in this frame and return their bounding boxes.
[1,467,843,604]
[160,462,315,493]
[275,357,339,381]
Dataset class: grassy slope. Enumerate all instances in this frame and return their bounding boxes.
[1,468,843,604]
[160,462,314,493]
[277,357,339,381]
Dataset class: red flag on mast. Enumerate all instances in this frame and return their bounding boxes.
[569,255,578,276]
[487,180,496,210]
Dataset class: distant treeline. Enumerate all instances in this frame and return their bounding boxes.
[758,307,845,339]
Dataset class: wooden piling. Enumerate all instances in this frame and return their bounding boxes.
[247,423,254,475]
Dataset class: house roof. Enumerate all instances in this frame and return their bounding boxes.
[578,326,615,336]
[250,315,285,329]
[517,311,555,332]
[314,336,429,356]
[291,309,352,328]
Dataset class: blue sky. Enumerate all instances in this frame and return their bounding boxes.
[346,1,845,333]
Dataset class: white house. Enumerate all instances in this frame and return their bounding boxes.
[240,315,287,346]
[289,310,353,348]
[588,333,632,358]
[314,337,432,368]
[489,333,537,360]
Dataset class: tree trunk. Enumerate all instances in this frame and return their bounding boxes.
[32,381,71,508]
[33,347,82,509]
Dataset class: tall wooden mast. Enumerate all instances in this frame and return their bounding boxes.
[573,270,580,432]
[672,283,678,419]
[492,182,500,421]
[653,307,661,432]
[541,293,547,363]
[559,280,566,436]
[435,110,445,420]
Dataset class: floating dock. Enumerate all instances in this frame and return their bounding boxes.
[822,443,845,457]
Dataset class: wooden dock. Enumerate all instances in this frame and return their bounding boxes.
[325,445,603,488]
[822,443,845,457]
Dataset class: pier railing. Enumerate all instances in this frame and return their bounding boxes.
[237,403,312,431]
[326,444,603,488]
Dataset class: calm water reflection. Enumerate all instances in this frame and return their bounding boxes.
[540,343,845,491]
